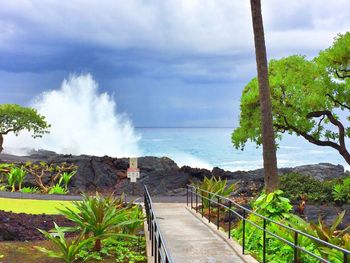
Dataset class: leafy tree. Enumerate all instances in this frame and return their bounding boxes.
[232,32,350,166]
[0,104,50,153]
[249,0,279,192]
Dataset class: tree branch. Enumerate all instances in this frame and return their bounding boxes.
[326,94,350,111]
[1,127,21,135]
[335,69,350,79]
[306,110,346,148]
[274,121,342,153]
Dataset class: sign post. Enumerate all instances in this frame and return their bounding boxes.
[127,157,140,195]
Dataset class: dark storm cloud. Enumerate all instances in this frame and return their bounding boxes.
[0,0,349,126]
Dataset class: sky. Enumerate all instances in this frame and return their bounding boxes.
[0,0,350,127]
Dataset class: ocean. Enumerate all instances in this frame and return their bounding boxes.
[137,128,350,171]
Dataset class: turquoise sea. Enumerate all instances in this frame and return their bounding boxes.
[137,128,350,171]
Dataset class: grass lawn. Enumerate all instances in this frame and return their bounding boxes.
[0,197,78,214]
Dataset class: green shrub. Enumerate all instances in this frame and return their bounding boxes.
[20,186,39,193]
[280,173,335,204]
[232,190,350,262]
[332,177,350,204]
[35,223,93,263]
[6,167,26,192]
[253,190,293,219]
[58,194,141,252]
[232,190,294,258]
[76,236,147,262]
[193,177,235,208]
[58,171,76,192]
[48,183,67,195]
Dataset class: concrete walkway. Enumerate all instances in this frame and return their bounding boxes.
[153,203,245,263]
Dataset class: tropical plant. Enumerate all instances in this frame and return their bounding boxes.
[58,194,140,251]
[59,171,76,191]
[309,211,350,247]
[253,190,293,219]
[6,167,20,192]
[49,183,67,195]
[15,166,26,191]
[321,234,350,263]
[0,104,50,153]
[333,177,350,204]
[232,32,350,167]
[267,220,320,263]
[35,223,93,263]
[76,236,147,263]
[122,205,144,235]
[20,186,39,193]
[193,177,235,208]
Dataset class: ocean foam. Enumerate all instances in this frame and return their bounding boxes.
[4,74,141,157]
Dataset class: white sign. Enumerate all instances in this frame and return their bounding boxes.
[127,167,140,182]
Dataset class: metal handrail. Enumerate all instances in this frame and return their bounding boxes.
[144,185,173,263]
[187,184,350,263]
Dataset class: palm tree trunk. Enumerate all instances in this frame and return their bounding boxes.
[250,0,279,193]
[94,239,101,251]
[0,134,3,154]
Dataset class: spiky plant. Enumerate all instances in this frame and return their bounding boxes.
[35,223,92,263]
[58,193,140,251]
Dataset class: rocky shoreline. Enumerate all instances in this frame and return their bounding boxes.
[0,151,349,228]
[0,151,348,196]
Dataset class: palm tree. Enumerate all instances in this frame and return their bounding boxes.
[250,0,279,192]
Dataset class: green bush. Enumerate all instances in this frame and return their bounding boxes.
[58,193,141,252]
[37,194,144,262]
[193,177,234,208]
[6,167,27,192]
[332,177,350,204]
[20,186,39,193]
[36,223,93,263]
[76,237,146,262]
[58,171,76,192]
[48,183,67,195]
[280,173,335,204]
[232,190,350,262]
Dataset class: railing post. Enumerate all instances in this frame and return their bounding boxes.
[191,187,193,209]
[208,193,211,223]
[242,210,246,255]
[196,188,198,213]
[158,237,161,263]
[154,231,157,263]
[201,190,204,218]
[263,219,267,263]
[186,185,189,206]
[217,197,220,230]
[228,201,232,239]
[294,232,298,263]
[151,216,154,255]
[344,252,348,263]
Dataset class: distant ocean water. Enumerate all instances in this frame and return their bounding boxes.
[137,128,350,171]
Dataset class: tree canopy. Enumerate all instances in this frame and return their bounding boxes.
[232,32,350,165]
[0,104,50,153]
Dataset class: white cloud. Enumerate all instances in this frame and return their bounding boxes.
[1,0,348,57]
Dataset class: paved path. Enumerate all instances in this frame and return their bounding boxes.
[153,203,244,263]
